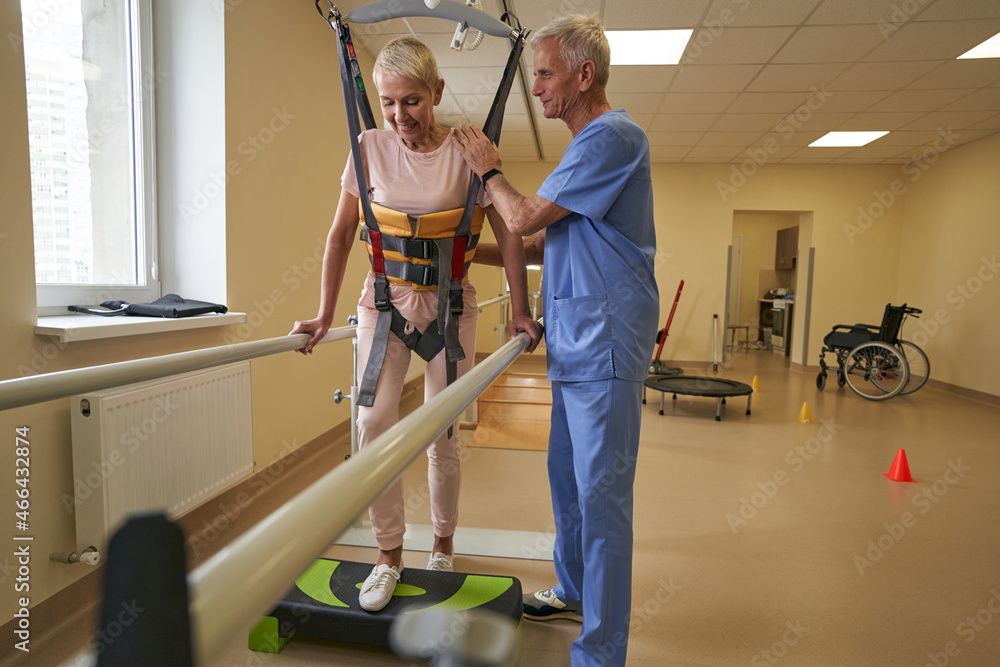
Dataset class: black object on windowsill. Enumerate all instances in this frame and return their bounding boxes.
[68,294,228,318]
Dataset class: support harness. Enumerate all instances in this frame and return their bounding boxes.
[318,1,527,409]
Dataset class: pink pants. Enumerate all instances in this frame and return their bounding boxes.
[356,285,478,551]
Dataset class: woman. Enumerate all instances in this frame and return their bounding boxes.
[290,37,540,612]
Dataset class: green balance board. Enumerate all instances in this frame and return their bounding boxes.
[249,558,523,653]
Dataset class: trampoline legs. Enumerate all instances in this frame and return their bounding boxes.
[746,394,752,416]
[659,391,664,415]
[715,397,722,421]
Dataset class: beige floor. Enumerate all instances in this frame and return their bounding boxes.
[213,350,1000,665]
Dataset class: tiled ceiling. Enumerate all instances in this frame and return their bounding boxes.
[336,0,1000,164]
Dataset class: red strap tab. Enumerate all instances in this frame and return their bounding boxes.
[452,237,468,281]
[369,230,385,275]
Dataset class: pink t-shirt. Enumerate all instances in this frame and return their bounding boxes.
[341,128,491,214]
[342,128,489,320]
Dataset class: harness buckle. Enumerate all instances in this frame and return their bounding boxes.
[450,287,464,315]
[420,265,436,287]
[374,276,391,311]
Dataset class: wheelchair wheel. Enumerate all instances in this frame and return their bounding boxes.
[837,370,847,388]
[816,372,826,390]
[844,341,909,400]
[896,340,929,395]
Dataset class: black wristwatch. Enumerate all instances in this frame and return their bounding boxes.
[481,168,503,185]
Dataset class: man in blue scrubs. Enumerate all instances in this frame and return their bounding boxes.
[455,14,659,667]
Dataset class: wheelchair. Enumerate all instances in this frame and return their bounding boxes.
[816,303,930,401]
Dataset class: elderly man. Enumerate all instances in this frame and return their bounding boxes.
[454,14,659,667]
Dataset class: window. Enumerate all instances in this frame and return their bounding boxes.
[20,0,158,314]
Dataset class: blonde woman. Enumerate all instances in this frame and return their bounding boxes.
[291,37,540,612]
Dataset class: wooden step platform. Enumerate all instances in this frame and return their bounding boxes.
[470,371,551,452]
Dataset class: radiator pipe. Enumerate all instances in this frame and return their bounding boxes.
[49,546,100,566]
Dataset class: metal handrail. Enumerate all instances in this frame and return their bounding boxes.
[2,289,534,413]
[476,293,510,309]
[188,328,536,664]
[0,325,358,412]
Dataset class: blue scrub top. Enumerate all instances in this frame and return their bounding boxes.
[538,110,659,382]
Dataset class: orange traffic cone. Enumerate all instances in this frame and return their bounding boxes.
[796,402,812,425]
[751,375,761,393]
[884,449,915,482]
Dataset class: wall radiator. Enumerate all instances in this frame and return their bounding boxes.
[70,362,253,552]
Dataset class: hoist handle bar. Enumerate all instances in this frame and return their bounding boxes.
[347,0,518,40]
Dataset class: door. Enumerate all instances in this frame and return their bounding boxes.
[728,234,743,326]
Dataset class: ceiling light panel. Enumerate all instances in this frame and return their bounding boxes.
[606,30,693,65]
[809,131,890,147]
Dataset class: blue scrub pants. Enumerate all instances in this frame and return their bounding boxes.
[549,378,643,667]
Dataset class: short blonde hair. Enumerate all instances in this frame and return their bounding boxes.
[530,15,610,89]
[374,36,440,93]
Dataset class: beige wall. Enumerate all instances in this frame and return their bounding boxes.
[223,2,376,467]
[896,132,1000,395]
[488,160,910,366]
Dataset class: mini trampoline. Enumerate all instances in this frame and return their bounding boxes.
[644,375,753,422]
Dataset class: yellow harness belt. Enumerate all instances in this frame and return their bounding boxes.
[359,202,485,291]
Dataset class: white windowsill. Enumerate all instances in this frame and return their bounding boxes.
[35,312,247,343]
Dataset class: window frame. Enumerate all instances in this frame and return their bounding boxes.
[33,0,160,316]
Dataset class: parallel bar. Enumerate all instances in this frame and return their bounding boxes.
[187,329,535,665]
[0,325,356,412]
[347,0,516,38]
[476,293,510,309]
[5,292,514,413]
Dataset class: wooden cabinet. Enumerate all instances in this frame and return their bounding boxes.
[775,226,799,270]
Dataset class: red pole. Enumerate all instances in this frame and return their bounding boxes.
[653,280,684,363]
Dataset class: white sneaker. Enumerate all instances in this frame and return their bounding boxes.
[426,552,453,572]
[359,563,403,612]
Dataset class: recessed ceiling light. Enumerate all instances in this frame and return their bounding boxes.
[606,30,693,66]
[809,131,889,147]
[958,32,1000,59]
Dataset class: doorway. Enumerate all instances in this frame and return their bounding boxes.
[724,210,813,365]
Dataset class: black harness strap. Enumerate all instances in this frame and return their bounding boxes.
[360,227,480,260]
[440,32,526,379]
[331,14,392,407]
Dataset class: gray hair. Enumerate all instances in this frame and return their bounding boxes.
[373,36,440,94]
[530,15,610,89]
